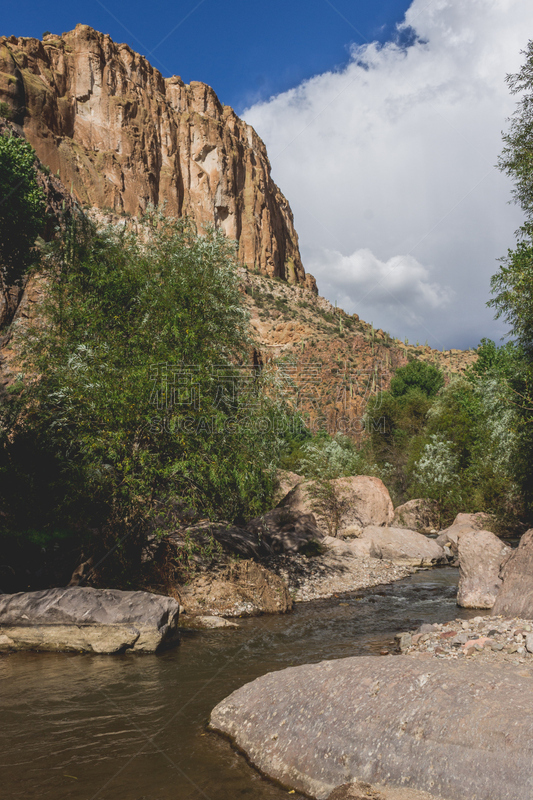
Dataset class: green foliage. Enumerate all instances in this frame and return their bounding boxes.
[0,213,295,581]
[0,132,45,288]
[390,360,444,399]
[0,102,11,120]
[294,431,375,481]
[498,40,533,225]
[487,39,533,518]
[489,241,533,354]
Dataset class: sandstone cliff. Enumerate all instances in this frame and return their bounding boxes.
[0,25,312,287]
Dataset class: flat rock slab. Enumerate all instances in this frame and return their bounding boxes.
[210,655,533,800]
[360,526,444,566]
[0,587,180,653]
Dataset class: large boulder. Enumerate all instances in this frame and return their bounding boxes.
[359,526,445,566]
[456,530,510,609]
[492,529,533,619]
[210,656,533,800]
[392,499,439,533]
[436,512,495,550]
[246,508,325,555]
[179,559,292,617]
[0,587,180,653]
[168,520,270,560]
[278,476,394,536]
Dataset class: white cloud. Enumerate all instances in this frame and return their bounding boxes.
[307,248,453,333]
[244,0,533,348]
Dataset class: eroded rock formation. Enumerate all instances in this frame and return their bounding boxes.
[0,25,309,285]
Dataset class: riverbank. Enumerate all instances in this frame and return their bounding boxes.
[265,550,418,602]
[0,569,463,800]
[178,551,421,620]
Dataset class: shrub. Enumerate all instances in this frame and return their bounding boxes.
[0,213,295,583]
[0,132,45,292]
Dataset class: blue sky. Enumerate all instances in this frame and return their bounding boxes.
[2,0,412,112]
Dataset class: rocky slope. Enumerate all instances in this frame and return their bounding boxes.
[0,25,310,286]
[238,268,477,436]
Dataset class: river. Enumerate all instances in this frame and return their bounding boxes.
[0,567,485,800]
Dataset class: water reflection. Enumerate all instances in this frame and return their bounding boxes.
[0,567,483,800]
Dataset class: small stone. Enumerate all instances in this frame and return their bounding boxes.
[525,634,533,654]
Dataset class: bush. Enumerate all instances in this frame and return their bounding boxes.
[0,132,45,292]
[0,213,294,584]
[390,360,444,398]
[0,101,11,120]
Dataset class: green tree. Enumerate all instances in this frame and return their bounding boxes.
[390,360,444,399]
[498,39,533,227]
[0,213,291,583]
[0,133,45,299]
[489,40,533,515]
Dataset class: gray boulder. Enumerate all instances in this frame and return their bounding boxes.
[359,526,445,566]
[456,529,510,609]
[246,508,325,554]
[0,587,180,653]
[210,655,533,800]
[493,529,533,619]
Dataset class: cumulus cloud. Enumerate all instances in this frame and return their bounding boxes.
[307,248,454,333]
[244,0,533,348]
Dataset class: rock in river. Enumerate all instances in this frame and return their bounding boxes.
[210,655,533,800]
[493,528,533,619]
[456,529,510,609]
[0,587,180,653]
[359,526,445,566]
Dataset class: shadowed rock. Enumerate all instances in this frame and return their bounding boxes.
[493,529,533,619]
[246,508,325,555]
[392,499,439,533]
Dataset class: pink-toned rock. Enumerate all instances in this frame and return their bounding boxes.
[392,499,439,532]
[210,655,533,800]
[278,476,394,536]
[456,530,510,609]
[0,26,307,285]
[359,526,445,566]
[492,529,533,619]
[436,512,496,550]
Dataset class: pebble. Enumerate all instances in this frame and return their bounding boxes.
[395,615,533,668]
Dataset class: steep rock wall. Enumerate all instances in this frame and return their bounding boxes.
[0,25,311,286]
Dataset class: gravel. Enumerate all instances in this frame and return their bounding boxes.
[264,551,417,602]
[397,614,533,667]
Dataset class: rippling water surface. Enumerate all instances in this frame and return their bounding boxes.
[1,567,484,800]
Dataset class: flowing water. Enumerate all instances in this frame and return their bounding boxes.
[1,568,485,800]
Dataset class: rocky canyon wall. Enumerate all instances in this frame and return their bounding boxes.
[0,25,313,288]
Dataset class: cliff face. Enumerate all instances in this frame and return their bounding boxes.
[0,25,312,287]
